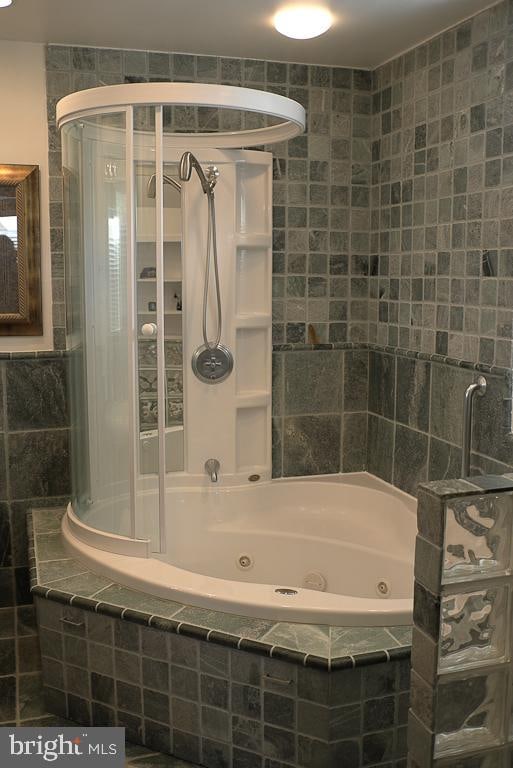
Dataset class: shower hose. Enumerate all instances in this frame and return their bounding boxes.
[204,188,222,350]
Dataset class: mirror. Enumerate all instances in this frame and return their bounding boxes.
[0,164,42,335]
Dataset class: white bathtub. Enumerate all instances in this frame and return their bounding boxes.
[62,472,416,627]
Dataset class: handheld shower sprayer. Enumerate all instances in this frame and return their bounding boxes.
[179,151,232,384]
[179,151,219,195]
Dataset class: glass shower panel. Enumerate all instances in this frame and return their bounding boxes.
[162,161,184,473]
[63,122,89,517]
[134,144,184,480]
[134,106,161,546]
[63,113,132,537]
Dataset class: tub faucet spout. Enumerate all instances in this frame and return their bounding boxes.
[205,458,220,483]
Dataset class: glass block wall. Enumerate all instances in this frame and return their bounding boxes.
[409,476,513,767]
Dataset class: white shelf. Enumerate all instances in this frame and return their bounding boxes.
[137,278,182,283]
[235,234,271,247]
[235,314,271,328]
[138,310,183,316]
[137,236,181,243]
[236,392,270,408]
[138,335,182,341]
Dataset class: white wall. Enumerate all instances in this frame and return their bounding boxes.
[0,40,53,351]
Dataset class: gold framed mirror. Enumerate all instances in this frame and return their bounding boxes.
[0,164,42,335]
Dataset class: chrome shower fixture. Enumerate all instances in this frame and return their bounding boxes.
[179,151,233,384]
[146,173,182,198]
[179,151,219,196]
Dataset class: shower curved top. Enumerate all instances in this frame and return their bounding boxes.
[56,82,306,147]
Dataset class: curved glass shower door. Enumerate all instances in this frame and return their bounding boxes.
[64,113,133,539]
[62,107,183,551]
[60,85,282,555]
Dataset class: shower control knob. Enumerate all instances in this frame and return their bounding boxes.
[141,323,157,337]
[192,344,234,384]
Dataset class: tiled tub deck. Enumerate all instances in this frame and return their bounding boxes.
[30,508,411,768]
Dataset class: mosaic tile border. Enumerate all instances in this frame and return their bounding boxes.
[27,509,411,673]
[272,341,513,379]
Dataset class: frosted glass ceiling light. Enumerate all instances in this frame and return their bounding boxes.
[274,5,333,40]
[0,0,13,7]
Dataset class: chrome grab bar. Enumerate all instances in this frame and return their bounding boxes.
[461,376,487,477]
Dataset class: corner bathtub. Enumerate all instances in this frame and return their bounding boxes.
[62,472,417,627]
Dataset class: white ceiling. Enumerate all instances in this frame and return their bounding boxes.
[0,0,495,69]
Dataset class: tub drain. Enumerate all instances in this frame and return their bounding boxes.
[275,588,298,596]
[376,580,390,597]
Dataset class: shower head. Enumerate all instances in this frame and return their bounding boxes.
[179,151,217,195]
[178,152,193,184]
[146,174,182,199]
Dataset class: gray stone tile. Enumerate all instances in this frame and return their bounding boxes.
[93,585,182,618]
[47,572,113,597]
[393,424,428,495]
[367,415,394,483]
[369,352,396,419]
[330,627,399,658]
[428,437,462,483]
[344,350,369,412]
[387,626,413,646]
[174,607,274,640]
[395,357,430,431]
[6,360,68,430]
[284,351,343,415]
[33,508,65,534]
[261,623,330,656]
[38,559,88,583]
[8,430,70,499]
[342,412,367,472]
[283,415,341,476]
[35,533,67,562]
[430,364,474,445]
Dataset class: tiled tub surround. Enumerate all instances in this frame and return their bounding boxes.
[272,345,513,494]
[30,509,411,768]
[0,353,71,725]
[408,476,513,767]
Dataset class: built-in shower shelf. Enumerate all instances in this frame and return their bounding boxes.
[235,314,271,328]
[138,310,183,317]
[138,334,181,341]
[236,392,270,408]
[235,234,271,247]
[137,235,181,244]
[137,277,182,283]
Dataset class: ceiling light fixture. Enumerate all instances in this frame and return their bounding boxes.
[273,5,333,40]
[0,0,13,7]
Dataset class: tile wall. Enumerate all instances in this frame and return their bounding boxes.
[370,0,513,368]
[272,346,513,495]
[272,348,368,478]
[45,44,373,351]
[45,3,513,366]
[0,354,70,722]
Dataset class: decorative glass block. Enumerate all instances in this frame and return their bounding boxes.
[439,585,508,671]
[434,671,505,757]
[164,339,182,366]
[443,495,512,583]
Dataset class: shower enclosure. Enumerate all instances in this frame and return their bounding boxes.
[60,83,305,553]
[59,82,416,626]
